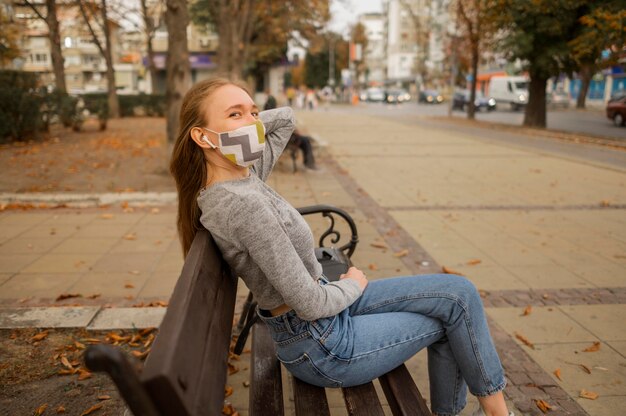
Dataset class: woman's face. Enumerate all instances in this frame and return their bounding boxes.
[203,84,259,139]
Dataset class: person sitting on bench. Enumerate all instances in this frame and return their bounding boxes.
[169,77,515,416]
[289,129,317,170]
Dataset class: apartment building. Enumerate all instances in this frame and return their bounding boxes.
[358,13,385,86]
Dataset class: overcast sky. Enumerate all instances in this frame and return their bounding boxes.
[329,0,383,35]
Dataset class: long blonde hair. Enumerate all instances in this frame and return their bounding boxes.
[170,77,250,256]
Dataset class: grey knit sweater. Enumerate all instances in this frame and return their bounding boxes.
[197,107,362,321]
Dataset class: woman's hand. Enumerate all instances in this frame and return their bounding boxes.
[340,266,369,291]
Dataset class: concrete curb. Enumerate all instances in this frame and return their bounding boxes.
[0,307,166,330]
[0,192,177,207]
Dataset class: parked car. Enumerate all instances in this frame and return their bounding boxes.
[452,90,496,112]
[419,89,443,104]
[385,88,411,104]
[606,95,626,127]
[547,90,570,108]
[360,87,386,102]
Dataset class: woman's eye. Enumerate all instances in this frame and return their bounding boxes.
[229,112,241,117]
[251,112,259,118]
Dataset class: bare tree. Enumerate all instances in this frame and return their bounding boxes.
[23,0,66,92]
[164,0,191,143]
[77,0,119,118]
[140,0,161,94]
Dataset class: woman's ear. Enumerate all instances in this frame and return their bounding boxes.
[190,127,216,149]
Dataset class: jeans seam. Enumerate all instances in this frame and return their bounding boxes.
[345,328,445,361]
[353,292,469,316]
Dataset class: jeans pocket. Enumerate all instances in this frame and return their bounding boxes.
[278,353,342,388]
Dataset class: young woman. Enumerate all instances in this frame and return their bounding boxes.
[170,77,514,416]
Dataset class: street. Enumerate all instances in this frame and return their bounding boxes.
[336,100,626,141]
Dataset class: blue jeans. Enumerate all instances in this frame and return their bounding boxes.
[257,274,506,416]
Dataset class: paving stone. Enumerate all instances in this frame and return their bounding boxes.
[0,306,100,328]
[87,307,166,329]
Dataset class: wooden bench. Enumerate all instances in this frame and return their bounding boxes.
[84,205,432,415]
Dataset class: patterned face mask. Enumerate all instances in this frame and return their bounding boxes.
[201,119,266,168]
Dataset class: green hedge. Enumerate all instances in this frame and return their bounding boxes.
[0,71,44,141]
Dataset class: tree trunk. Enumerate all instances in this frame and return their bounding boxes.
[214,1,254,80]
[576,65,593,109]
[100,0,119,118]
[165,0,191,143]
[523,75,548,128]
[46,0,66,93]
[140,0,159,94]
[467,42,479,120]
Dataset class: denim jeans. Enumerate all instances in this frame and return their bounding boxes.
[257,274,506,416]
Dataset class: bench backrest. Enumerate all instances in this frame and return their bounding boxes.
[141,229,238,415]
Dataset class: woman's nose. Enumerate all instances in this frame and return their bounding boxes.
[244,112,257,123]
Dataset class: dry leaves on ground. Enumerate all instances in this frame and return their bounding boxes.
[34,404,48,415]
[466,259,482,266]
[582,341,601,352]
[514,332,535,349]
[393,249,409,258]
[80,403,103,415]
[553,368,562,381]
[534,399,553,413]
[370,241,388,250]
[31,330,49,342]
[521,305,532,316]
[579,389,599,400]
[441,266,461,275]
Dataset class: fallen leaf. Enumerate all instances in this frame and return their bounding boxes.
[123,233,136,241]
[228,362,239,375]
[100,214,114,219]
[86,294,101,299]
[222,403,236,416]
[124,283,135,288]
[225,385,233,398]
[534,399,553,413]
[131,349,150,360]
[60,356,74,370]
[514,332,535,349]
[370,241,388,249]
[31,331,49,342]
[243,380,250,387]
[368,263,378,271]
[128,270,140,275]
[97,395,111,401]
[522,305,532,316]
[393,249,409,258]
[466,259,482,266]
[554,368,562,381]
[582,341,601,352]
[579,389,599,400]
[74,341,86,349]
[579,364,592,374]
[56,405,66,413]
[80,403,103,415]
[56,293,82,302]
[442,266,461,275]
[34,404,48,415]
[77,369,92,380]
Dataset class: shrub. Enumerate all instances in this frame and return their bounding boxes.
[0,70,45,142]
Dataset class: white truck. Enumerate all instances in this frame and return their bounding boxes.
[488,76,530,111]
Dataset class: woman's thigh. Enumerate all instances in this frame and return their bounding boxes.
[316,310,445,387]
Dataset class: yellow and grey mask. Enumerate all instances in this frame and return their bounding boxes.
[201,119,266,168]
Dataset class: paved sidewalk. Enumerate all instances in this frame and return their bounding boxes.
[1,108,625,415]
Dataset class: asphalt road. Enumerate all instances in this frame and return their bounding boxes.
[337,101,626,140]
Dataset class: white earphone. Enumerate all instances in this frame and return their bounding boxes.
[201,134,217,149]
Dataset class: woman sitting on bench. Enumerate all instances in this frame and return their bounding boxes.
[169,77,515,416]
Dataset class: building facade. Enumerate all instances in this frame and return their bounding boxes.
[358,13,385,86]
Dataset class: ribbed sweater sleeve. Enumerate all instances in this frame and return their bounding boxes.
[253,107,295,182]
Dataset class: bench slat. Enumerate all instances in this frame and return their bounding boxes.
[292,377,331,416]
[250,322,285,416]
[141,230,238,416]
[379,365,432,416]
[342,383,385,416]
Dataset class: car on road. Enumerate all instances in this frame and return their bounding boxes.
[452,90,496,112]
[488,76,529,111]
[419,89,444,104]
[385,88,411,104]
[607,95,626,127]
[360,87,386,102]
[547,90,570,108]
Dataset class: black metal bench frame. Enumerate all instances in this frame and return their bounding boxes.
[84,205,432,415]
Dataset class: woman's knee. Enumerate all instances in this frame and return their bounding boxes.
[438,274,481,304]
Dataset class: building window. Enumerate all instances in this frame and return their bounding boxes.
[31,53,48,63]
[64,37,73,48]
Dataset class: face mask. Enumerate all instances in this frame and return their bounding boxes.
[201,119,266,168]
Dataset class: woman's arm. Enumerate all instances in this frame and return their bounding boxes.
[252,107,296,181]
